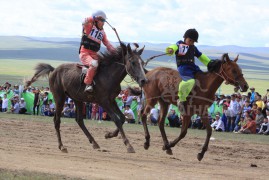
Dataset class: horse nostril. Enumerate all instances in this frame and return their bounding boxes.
[140,79,147,86]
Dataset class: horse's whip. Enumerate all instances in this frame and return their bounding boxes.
[105,20,122,44]
[144,53,167,67]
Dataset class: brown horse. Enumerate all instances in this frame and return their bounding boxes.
[26,43,147,153]
[129,53,249,161]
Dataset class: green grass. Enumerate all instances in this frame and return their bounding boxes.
[1,58,268,94]
[0,59,138,88]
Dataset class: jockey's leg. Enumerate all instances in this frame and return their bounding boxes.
[84,59,98,92]
[177,79,195,115]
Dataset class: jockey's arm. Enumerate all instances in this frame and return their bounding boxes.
[83,17,94,35]
[198,54,211,66]
[165,44,178,56]
[195,47,211,66]
[102,32,116,53]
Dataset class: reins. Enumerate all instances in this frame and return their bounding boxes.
[214,62,243,86]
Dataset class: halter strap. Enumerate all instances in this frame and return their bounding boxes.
[214,62,243,86]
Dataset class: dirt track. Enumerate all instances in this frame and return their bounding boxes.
[0,118,268,179]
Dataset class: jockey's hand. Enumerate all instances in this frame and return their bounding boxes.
[166,48,174,56]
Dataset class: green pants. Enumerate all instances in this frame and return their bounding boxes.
[178,79,195,102]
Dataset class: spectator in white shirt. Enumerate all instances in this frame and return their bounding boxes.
[148,107,159,125]
[2,94,9,112]
[124,105,135,124]
[211,113,225,132]
[227,94,237,131]
[19,98,27,114]
[258,117,268,135]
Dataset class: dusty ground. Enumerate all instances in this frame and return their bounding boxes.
[0,118,268,180]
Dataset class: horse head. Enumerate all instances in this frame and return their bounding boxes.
[218,53,249,92]
[121,43,147,87]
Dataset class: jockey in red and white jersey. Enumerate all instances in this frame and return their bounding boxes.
[79,10,116,92]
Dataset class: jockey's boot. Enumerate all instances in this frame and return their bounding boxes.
[85,84,93,93]
[177,100,186,116]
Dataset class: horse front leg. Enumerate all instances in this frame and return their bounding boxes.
[103,101,135,153]
[105,128,120,139]
[197,115,212,161]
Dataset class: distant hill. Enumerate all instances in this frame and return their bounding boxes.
[0,36,269,80]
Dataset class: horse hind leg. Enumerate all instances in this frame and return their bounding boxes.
[53,95,68,153]
[197,115,212,161]
[74,101,100,149]
[168,115,191,148]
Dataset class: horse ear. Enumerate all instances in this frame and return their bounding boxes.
[222,53,230,62]
[120,42,127,55]
[234,54,239,62]
[137,45,145,55]
[127,43,133,55]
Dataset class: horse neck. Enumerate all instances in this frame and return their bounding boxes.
[202,72,224,95]
[100,61,127,85]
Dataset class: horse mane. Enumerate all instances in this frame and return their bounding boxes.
[98,46,124,66]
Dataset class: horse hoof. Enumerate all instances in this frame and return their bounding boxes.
[144,143,149,150]
[197,153,204,161]
[105,132,113,139]
[127,146,135,153]
[93,143,100,149]
[61,147,68,153]
[166,149,173,155]
[162,144,170,151]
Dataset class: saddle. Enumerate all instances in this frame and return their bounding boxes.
[76,64,89,85]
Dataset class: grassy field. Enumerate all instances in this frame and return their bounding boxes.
[1,59,268,95]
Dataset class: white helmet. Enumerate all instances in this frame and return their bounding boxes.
[92,10,107,19]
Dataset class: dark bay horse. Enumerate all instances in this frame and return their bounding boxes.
[26,43,147,153]
[129,53,249,161]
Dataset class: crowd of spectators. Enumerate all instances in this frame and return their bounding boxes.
[1,82,269,135]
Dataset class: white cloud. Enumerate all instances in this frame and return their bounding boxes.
[0,0,268,47]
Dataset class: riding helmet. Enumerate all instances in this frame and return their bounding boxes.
[92,10,107,20]
[183,29,199,42]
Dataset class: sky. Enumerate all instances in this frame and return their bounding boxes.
[1,0,269,47]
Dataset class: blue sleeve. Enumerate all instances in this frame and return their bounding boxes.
[194,46,202,58]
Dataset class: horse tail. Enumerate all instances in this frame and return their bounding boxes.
[25,63,55,87]
[127,86,142,96]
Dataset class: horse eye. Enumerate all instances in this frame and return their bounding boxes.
[232,70,237,75]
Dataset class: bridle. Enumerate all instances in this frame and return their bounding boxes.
[214,61,244,87]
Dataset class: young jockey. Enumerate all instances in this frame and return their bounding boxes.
[166,28,219,114]
[79,10,116,92]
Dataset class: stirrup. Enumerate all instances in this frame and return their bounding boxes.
[85,84,93,92]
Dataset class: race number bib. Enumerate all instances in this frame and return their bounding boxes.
[178,44,189,55]
[88,27,104,43]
